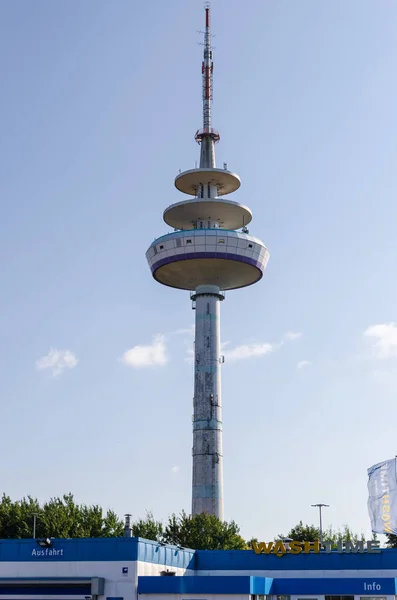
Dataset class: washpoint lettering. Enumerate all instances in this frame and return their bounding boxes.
[252,540,381,557]
[380,463,392,533]
[31,548,64,556]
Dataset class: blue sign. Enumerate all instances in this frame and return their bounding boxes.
[368,457,397,534]
[273,578,396,595]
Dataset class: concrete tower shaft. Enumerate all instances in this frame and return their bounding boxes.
[145,5,269,522]
[191,285,224,518]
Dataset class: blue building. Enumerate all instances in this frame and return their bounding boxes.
[0,536,396,600]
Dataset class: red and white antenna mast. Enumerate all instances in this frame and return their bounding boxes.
[195,3,220,168]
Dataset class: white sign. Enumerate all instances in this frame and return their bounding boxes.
[364,582,382,591]
[31,548,64,556]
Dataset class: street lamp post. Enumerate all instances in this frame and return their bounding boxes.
[280,537,293,551]
[311,503,329,545]
[32,513,38,539]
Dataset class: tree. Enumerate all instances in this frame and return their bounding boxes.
[278,521,320,542]
[278,521,369,547]
[323,524,367,546]
[130,510,246,550]
[0,494,123,539]
[132,511,163,541]
[0,494,245,549]
[384,533,397,547]
[163,511,246,550]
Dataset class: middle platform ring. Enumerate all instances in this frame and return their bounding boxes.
[163,198,252,231]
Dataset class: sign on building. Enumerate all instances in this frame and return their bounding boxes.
[252,540,380,557]
[368,457,397,534]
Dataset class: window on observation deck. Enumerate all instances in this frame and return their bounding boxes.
[218,239,225,244]
[186,239,192,244]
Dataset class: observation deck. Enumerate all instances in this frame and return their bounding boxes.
[146,229,269,291]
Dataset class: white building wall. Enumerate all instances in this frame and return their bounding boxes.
[0,560,137,600]
[0,597,85,600]
[289,596,394,600]
[137,561,191,577]
[0,560,134,578]
[196,569,397,579]
[0,559,193,600]
[290,595,324,600]
[139,595,249,600]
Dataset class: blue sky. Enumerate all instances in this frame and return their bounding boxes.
[1,0,397,542]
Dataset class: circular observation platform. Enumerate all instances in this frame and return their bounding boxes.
[175,168,241,196]
[146,229,269,292]
[163,198,252,231]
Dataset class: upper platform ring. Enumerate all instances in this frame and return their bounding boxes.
[175,168,241,196]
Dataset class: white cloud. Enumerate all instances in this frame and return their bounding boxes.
[185,340,273,363]
[223,331,302,362]
[297,360,311,370]
[36,348,78,377]
[146,328,303,366]
[185,347,195,363]
[363,323,397,359]
[172,325,194,336]
[185,340,231,364]
[224,342,274,361]
[171,465,180,473]
[369,367,397,388]
[121,334,168,368]
[283,331,302,341]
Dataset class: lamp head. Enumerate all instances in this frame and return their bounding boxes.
[36,538,52,548]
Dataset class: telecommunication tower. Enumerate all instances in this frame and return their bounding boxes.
[146,5,269,520]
